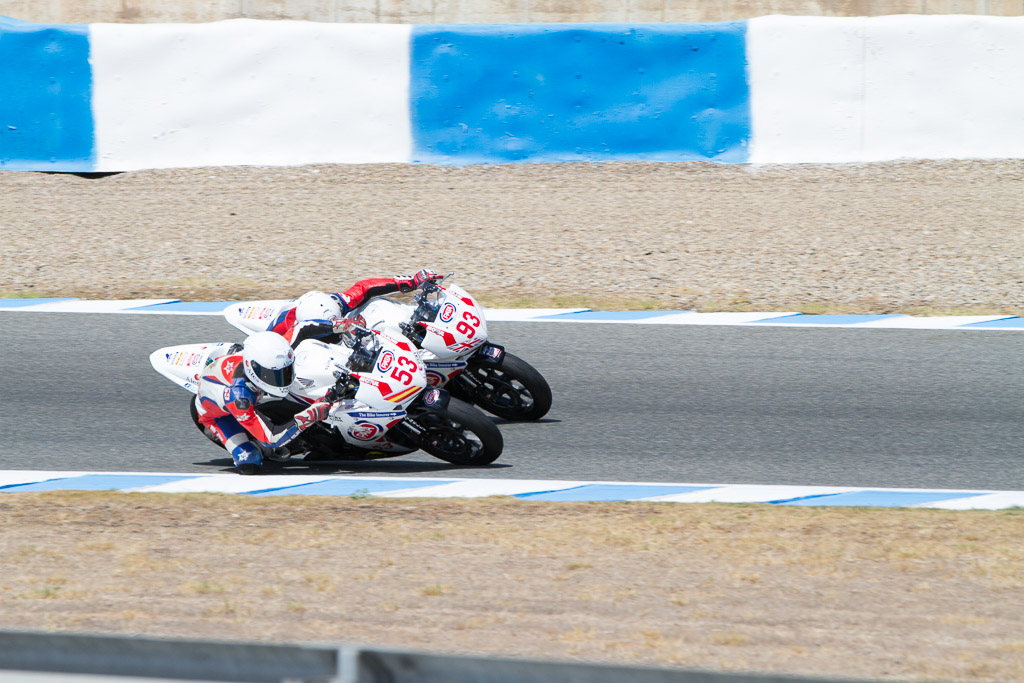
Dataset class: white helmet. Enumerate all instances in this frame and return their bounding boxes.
[242,332,295,397]
[295,291,342,322]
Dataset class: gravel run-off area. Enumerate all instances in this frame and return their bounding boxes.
[2,159,1023,313]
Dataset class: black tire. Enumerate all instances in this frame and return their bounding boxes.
[466,353,552,421]
[301,425,359,461]
[417,398,503,466]
[188,396,205,433]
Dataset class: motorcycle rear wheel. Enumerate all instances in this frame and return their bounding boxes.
[188,396,205,433]
[466,353,552,421]
[418,398,503,466]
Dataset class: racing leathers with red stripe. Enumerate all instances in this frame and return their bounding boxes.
[194,353,325,473]
[268,272,439,347]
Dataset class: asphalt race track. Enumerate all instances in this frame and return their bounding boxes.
[2,311,1022,490]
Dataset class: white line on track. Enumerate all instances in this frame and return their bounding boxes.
[2,299,1023,330]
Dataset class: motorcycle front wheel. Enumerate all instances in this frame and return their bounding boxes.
[465,352,552,421]
[417,398,503,466]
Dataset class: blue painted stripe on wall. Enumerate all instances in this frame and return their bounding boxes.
[0,16,94,171]
[410,22,751,164]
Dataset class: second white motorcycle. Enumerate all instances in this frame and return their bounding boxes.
[225,276,552,421]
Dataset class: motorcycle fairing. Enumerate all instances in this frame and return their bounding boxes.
[223,299,293,336]
[290,335,426,451]
[417,285,488,359]
[351,285,489,360]
[357,297,412,340]
[324,406,410,450]
[149,342,235,394]
[423,359,468,388]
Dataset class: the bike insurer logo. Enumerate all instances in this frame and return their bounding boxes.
[349,420,382,441]
[424,388,440,406]
[440,303,457,323]
[377,350,395,373]
[425,371,443,387]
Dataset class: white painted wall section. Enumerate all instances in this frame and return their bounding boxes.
[90,19,412,171]
[748,15,1024,163]
[862,15,1024,162]
[747,16,866,163]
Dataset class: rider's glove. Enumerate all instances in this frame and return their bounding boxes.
[397,269,441,293]
[330,317,354,334]
[294,401,332,431]
[412,269,441,288]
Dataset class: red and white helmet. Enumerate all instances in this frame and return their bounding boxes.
[295,290,342,322]
[242,332,295,397]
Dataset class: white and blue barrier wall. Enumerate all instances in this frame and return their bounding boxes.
[3,14,1024,171]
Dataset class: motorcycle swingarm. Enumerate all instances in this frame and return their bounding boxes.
[450,370,499,405]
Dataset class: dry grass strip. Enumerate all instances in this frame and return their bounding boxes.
[0,492,1021,681]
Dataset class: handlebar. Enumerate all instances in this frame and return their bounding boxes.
[413,272,454,297]
[416,281,440,298]
[347,325,373,340]
[342,325,379,372]
[326,373,360,402]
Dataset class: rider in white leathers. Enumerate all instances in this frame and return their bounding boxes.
[192,332,332,474]
[268,269,443,347]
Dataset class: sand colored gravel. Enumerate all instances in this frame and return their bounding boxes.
[2,160,1023,313]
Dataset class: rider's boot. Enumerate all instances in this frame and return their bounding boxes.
[231,442,263,475]
[256,441,292,462]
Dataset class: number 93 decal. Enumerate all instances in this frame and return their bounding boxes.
[456,311,481,338]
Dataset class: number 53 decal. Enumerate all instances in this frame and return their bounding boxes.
[390,355,418,385]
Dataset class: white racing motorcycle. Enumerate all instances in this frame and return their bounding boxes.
[225,276,552,421]
[150,327,504,467]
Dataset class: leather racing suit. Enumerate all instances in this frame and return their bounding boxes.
[193,351,326,473]
[269,272,439,347]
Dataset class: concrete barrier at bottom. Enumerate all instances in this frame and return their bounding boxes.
[0,631,877,683]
